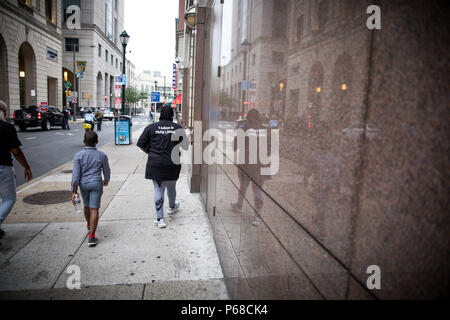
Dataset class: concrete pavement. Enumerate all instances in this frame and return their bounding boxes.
[0,127,229,300]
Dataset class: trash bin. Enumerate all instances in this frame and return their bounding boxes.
[114,115,133,145]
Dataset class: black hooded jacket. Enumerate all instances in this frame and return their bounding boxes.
[137,106,189,182]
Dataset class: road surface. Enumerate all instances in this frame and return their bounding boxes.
[13,115,151,187]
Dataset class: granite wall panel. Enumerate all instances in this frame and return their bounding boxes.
[199,0,449,299]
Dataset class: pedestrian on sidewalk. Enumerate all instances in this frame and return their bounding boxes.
[137,105,190,229]
[63,107,71,130]
[94,108,104,131]
[71,131,110,247]
[0,101,33,239]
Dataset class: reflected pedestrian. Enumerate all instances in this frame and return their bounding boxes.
[71,131,110,247]
[231,109,272,226]
[0,101,32,238]
[137,105,189,229]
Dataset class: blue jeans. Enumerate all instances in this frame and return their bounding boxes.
[0,166,17,224]
[97,118,103,131]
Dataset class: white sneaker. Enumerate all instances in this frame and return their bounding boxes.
[252,217,262,226]
[153,219,167,229]
[168,201,180,215]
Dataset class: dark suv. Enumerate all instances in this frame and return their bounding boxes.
[13,105,65,132]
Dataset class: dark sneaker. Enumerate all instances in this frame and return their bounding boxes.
[88,237,98,247]
[0,228,4,239]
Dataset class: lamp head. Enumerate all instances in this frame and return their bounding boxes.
[120,30,130,46]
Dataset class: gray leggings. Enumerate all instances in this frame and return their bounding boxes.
[152,180,177,219]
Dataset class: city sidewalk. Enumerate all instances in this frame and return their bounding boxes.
[0,128,229,300]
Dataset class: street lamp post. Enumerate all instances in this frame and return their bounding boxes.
[70,43,95,121]
[154,80,158,122]
[120,30,130,115]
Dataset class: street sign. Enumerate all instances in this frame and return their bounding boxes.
[115,75,127,85]
[172,64,177,89]
[115,97,122,109]
[151,92,160,102]
[115,85,122,97]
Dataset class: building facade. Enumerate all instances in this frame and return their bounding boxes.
[0,0,64,118]
[61,0,126,111]
[136,70,174,109]
[182,0,449,299]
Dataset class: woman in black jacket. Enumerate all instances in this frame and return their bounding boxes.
[137,105,189,228]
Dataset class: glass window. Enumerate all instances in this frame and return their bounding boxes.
[65,38,79,52]
[98,44,102,57]
[105,50,108,62]
[45,0,54,22]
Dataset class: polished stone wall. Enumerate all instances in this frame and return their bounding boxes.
[200,0,449,299]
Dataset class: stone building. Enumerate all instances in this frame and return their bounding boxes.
[61,0,126,111]
[135,70,174,109]
[0,0,64,118]
[182,0,449,299]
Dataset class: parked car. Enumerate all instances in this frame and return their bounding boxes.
[13,105,65,132]
[102,108,115,121]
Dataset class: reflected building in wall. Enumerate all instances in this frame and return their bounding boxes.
[184,0,450,300]
[220,0,289,121]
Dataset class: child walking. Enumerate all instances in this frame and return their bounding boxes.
[71,131,110,247]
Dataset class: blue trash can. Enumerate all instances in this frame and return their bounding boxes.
[114,115,133,145]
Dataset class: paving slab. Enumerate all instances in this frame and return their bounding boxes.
[143,279,229,300]
[0,222,87,292]
[53,218,224,288]
[0,284,144,300]
[0,223,48,265]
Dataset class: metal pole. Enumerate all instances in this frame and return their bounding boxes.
[72,44,77,121]
[121,43,127,115]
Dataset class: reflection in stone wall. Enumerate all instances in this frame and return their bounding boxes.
[207,0,450,299]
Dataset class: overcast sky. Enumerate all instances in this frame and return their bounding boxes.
[124,0,179,78]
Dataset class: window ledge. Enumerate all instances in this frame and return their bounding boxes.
[47,20,57,30]
[18,2,34,15]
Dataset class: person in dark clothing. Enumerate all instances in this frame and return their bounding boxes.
[63,108,71,130]
[137,105,190,229]
[0,101,32,239]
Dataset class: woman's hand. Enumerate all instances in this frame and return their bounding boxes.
[103,180,109,187]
